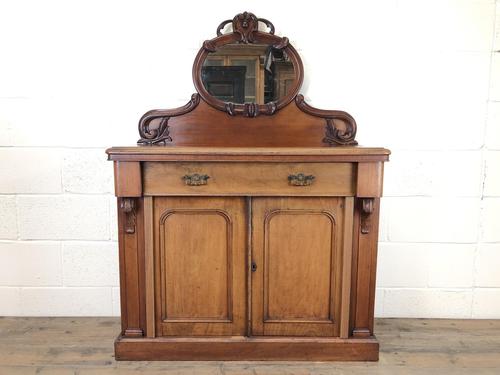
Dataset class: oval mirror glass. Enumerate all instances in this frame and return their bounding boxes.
[201,43,296,104]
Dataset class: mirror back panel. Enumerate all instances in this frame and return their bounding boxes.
[138,12,359,148]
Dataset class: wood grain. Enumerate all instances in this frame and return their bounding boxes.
[117,198,145,337]
[356,162,384,197]
[153,197,246,337]
[115,335,378,361]
[340,197,354,338]
[352,198,380,337]
[143,162,355,196]
[251,197,344,337]
[143,197,155,338]
[113,162,141,197]
[107,145,390,163]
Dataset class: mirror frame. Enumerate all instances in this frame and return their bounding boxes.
[192,12,304,117]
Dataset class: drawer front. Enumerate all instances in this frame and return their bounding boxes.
[143,162,355,196]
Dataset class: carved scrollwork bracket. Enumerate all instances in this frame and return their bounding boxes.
[360,198,375,234]
[295,95,358,146]
[120,198,136,234]
[137,94,200,145]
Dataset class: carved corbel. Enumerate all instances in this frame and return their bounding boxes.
[360,198,375,234]
[120,198,136,234]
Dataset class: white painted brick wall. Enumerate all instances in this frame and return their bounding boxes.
[0,149,62,193]
[382,289,474,319]
[486,102,500,150]
[62,242,119,287]
[0,196,17,239]
[0,241,62,286]
[62,149,114,194]
[19,287,113,316]
[481,198,500,243]
[473,289,500,318]
[0,0,499,318]
[475,244,500,287]
[17,195,110,240]
[484,151,500,195]
[387,197,480,243]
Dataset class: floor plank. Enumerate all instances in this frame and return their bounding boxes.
[0,318,499,374]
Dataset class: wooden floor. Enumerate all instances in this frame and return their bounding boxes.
[0,318,499,374]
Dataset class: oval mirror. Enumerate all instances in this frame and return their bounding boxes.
[201,43,295,105]
[192,12,304,117]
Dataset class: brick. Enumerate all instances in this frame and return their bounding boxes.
[0,196,17,239]
[396,0,495,52]
[472,288,500,318]
[378,198,389,242]
[475,244,500,287]
[18,195,109,240]
[481,198,500,242]
[63,242,119,287]
[384,151,482,197]
[109,196,118,242]
[383,289,472,318]
[19,287,112,316]
[62,149,113,194]
[0,287,21,315]
[484,151,500,196]
[374,288,384,317]
[490,53,500,101]
[0,97,125,148]
[112,287,121,317]
[0,148,61,193]
[377,243,429,288]
[486,102,500,150]
[0,98,67,147]
[428,244,475,288]
[496,2,500,51]
[0,241,62,286]
[388,197,480,243]
[388,52,489,150]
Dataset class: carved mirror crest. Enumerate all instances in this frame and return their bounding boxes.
[138,12,357,146]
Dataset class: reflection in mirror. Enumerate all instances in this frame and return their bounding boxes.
[202,44,295,104]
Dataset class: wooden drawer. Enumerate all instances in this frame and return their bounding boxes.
[143,162,355,196]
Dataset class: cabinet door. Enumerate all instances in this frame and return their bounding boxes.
[251,197,346,337]
[154,197,246,336]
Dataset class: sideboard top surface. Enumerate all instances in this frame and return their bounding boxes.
[106,146,390,163]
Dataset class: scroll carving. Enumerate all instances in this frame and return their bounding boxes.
[360,198,375,234]
[216,11,275,42]
[120,198,136,234]
[295,95,358,146]
[137,94,200,145]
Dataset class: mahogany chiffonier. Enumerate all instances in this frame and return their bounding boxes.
[107,12,390,361]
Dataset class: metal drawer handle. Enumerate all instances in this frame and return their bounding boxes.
[288,173,315,186]
[182,173,210,186]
